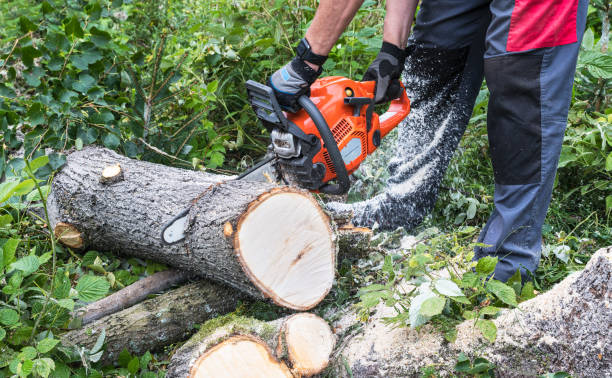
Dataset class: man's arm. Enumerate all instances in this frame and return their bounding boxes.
[268,0,418,110]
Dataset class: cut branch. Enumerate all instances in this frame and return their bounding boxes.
[61,280,245,364]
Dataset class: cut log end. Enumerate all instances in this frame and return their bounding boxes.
[283,313,336,376]
[100,164,123,184]
[54,222,84,249]
[235,189,335,310]
[190,335,292,378]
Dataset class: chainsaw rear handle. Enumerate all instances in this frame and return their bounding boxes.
[359,81,411,138]
[298,95,351,196]
[378,83,410,138]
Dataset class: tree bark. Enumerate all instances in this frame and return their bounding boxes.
[167,313,335,378]
[74,270,191,325]
[331,246,612,377]
[61,280,245,364]
[47,146,335,310]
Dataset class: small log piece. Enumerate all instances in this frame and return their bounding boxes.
[167,313,336,378]
[53,222,83,249]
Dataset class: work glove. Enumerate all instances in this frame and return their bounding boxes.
[268,38,327,112]
[363,41,407,104]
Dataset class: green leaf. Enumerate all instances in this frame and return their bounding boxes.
[33,358,55,378]
[434,279,463,297]
[23,67,45,87]
[475,256,498,275]
[19,46,42,67]
[479,306,501,316]
[90,27,111,47]
[606,195,612,212]
[10,255,40,276]
[520,281,536,301]
[486,280,518,307]
[128,356,140,374]
[463,310,476,320]
[19,16,38,33]
[0,180,20,203]
[118,348,132,368]
[419,296,446,317]
[606,152,612,171]
[28,155,50,173]
[582,28,594,50]
[0,214,13,227]
[102,133,120,149]
[91,329,105,354]
[72,73,96,93]
[76,275,110,302]
[0,327,5,341]
[140,351,152,370]
[476,318,497,342]
[19,359,34,376]
[70,49,102,70]
[56,298,75,311]
[2,238,20,268]
[49,153,66,170]
[37,338,60,353]
[0,309,19,326]
[409,288,437,328]
[27,102,45,126]
[12,179,36,196]
[63,16,84,38]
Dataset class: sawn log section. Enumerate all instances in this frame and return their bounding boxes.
[47,147,336,310]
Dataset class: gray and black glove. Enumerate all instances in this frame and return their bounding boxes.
[268,38,327,112]
[363,41,407,104]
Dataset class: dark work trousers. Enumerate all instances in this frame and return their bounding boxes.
[328,0,588,281]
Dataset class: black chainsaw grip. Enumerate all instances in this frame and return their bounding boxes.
[298,96,350,195]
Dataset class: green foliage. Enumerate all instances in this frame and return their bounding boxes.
[356,228,538,342]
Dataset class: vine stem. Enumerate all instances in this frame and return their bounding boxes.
[26,164,57,342]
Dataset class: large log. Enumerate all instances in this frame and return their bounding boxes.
[47,147,335,310]
[167,313,336,378]
[331,246,611,377]
[61,280,245,364]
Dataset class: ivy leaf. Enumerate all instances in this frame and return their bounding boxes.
[475,256,498,275]
[476,319,497,342]
[19,16,38,33]
[37,338,60,353]
[63,16,84,38]
[59,89,79,104]
[76,275,110,302]
[434,279,463,297]
[419,296,446,317]
[0,308,19,326]
[485,280,518,307]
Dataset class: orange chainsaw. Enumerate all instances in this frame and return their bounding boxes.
[240,77,411,194]
[161,76,410,244]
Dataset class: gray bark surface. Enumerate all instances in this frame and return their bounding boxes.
[331,246,612,377]
[61,280,244,364]
[75,270,190,325]
[47,146,284,301]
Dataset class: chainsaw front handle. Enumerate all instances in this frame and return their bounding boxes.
[297,95,351,196]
